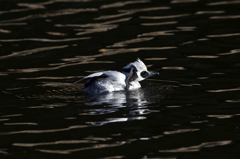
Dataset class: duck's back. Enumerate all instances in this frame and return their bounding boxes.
[82,71,126,94]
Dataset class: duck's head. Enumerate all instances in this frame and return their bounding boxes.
[122,58,159,88]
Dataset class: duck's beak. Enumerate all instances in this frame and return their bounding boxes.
[148,72,159,78]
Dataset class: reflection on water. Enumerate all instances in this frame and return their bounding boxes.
[163,129,199,135]
[0,45,68,60]
[195,11,225,14]
[36,141,126,155]
[140,14,190,19]
[171,0,199,3]
[0,0,240,158]
[0,37,90,42]
[107,37,154,48]
[0,125,88,136]
[79,88,162,126]
[84,89,147,106]
[159,140,232,153]
[207,87,240,92]
[187,55,219,58]
[207,1,240,5]
[87,116,147,126]
[100,0,151,9]
[13,140,98,147]
[207,33,240,38]
[141,21,178,26]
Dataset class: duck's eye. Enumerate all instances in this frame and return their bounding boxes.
[141,71,149,78]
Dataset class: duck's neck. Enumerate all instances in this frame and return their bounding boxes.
[123,72,141,90]
[128,81,141,90]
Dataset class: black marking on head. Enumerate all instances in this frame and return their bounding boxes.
[123,68,131,73]
[129,71,138,82]
[140,71,149,78]
[125,67,139,90]
[123,65,137,73]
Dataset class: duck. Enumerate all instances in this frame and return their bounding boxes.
[74,58,159,94]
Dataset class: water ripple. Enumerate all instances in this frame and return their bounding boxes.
[36,141,126,154]
[107,37,154,48]
[141,21,178,26]
[79,109,118,115]
[210,15,240,19]
[0,125,88,135]
[218,49,240,55]
[13,140,97,147]
[163,129,199,135]
[207,87,240,92]
[140,14,190,19]
[0,29,11,33]
[4,122,38,125]
[99,47,177,55]
[0,23,27,26]
[159,141,232,152]
[16,0,94,8]
[87,117,146,126]
[207,0,240,6]
[177,26,197,31]
[144,58,167,61]
[0,37,90,42]
[161,67,185,70]
[0,45,68,60]
[118,7,170,13]
[76,25,118,35]
[56,17,131,27]
[209,15,240,19]
[18,3,45,9]
[225,99,240,103]
[191,120,208,124]
[0,8,34,15]
[94,12,134,20]
[1,114,23,118]
[187,55,219,58]
[195,11,225,14]
[171,0,199,3]
[207,33,240,38]
[100,0,150,9]
[18,76,82,80]
[207,114,240,119]
[6,59,112,74]
[0,8,97,23]
[138,30,178,37]
[0,119,9,122]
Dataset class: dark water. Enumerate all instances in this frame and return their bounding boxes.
[1,0,240,158]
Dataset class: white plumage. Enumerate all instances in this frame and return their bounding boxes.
[74,58,159,94]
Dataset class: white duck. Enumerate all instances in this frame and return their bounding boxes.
[74,58,159,94]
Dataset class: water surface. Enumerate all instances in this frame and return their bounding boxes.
[0,0,240,158]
